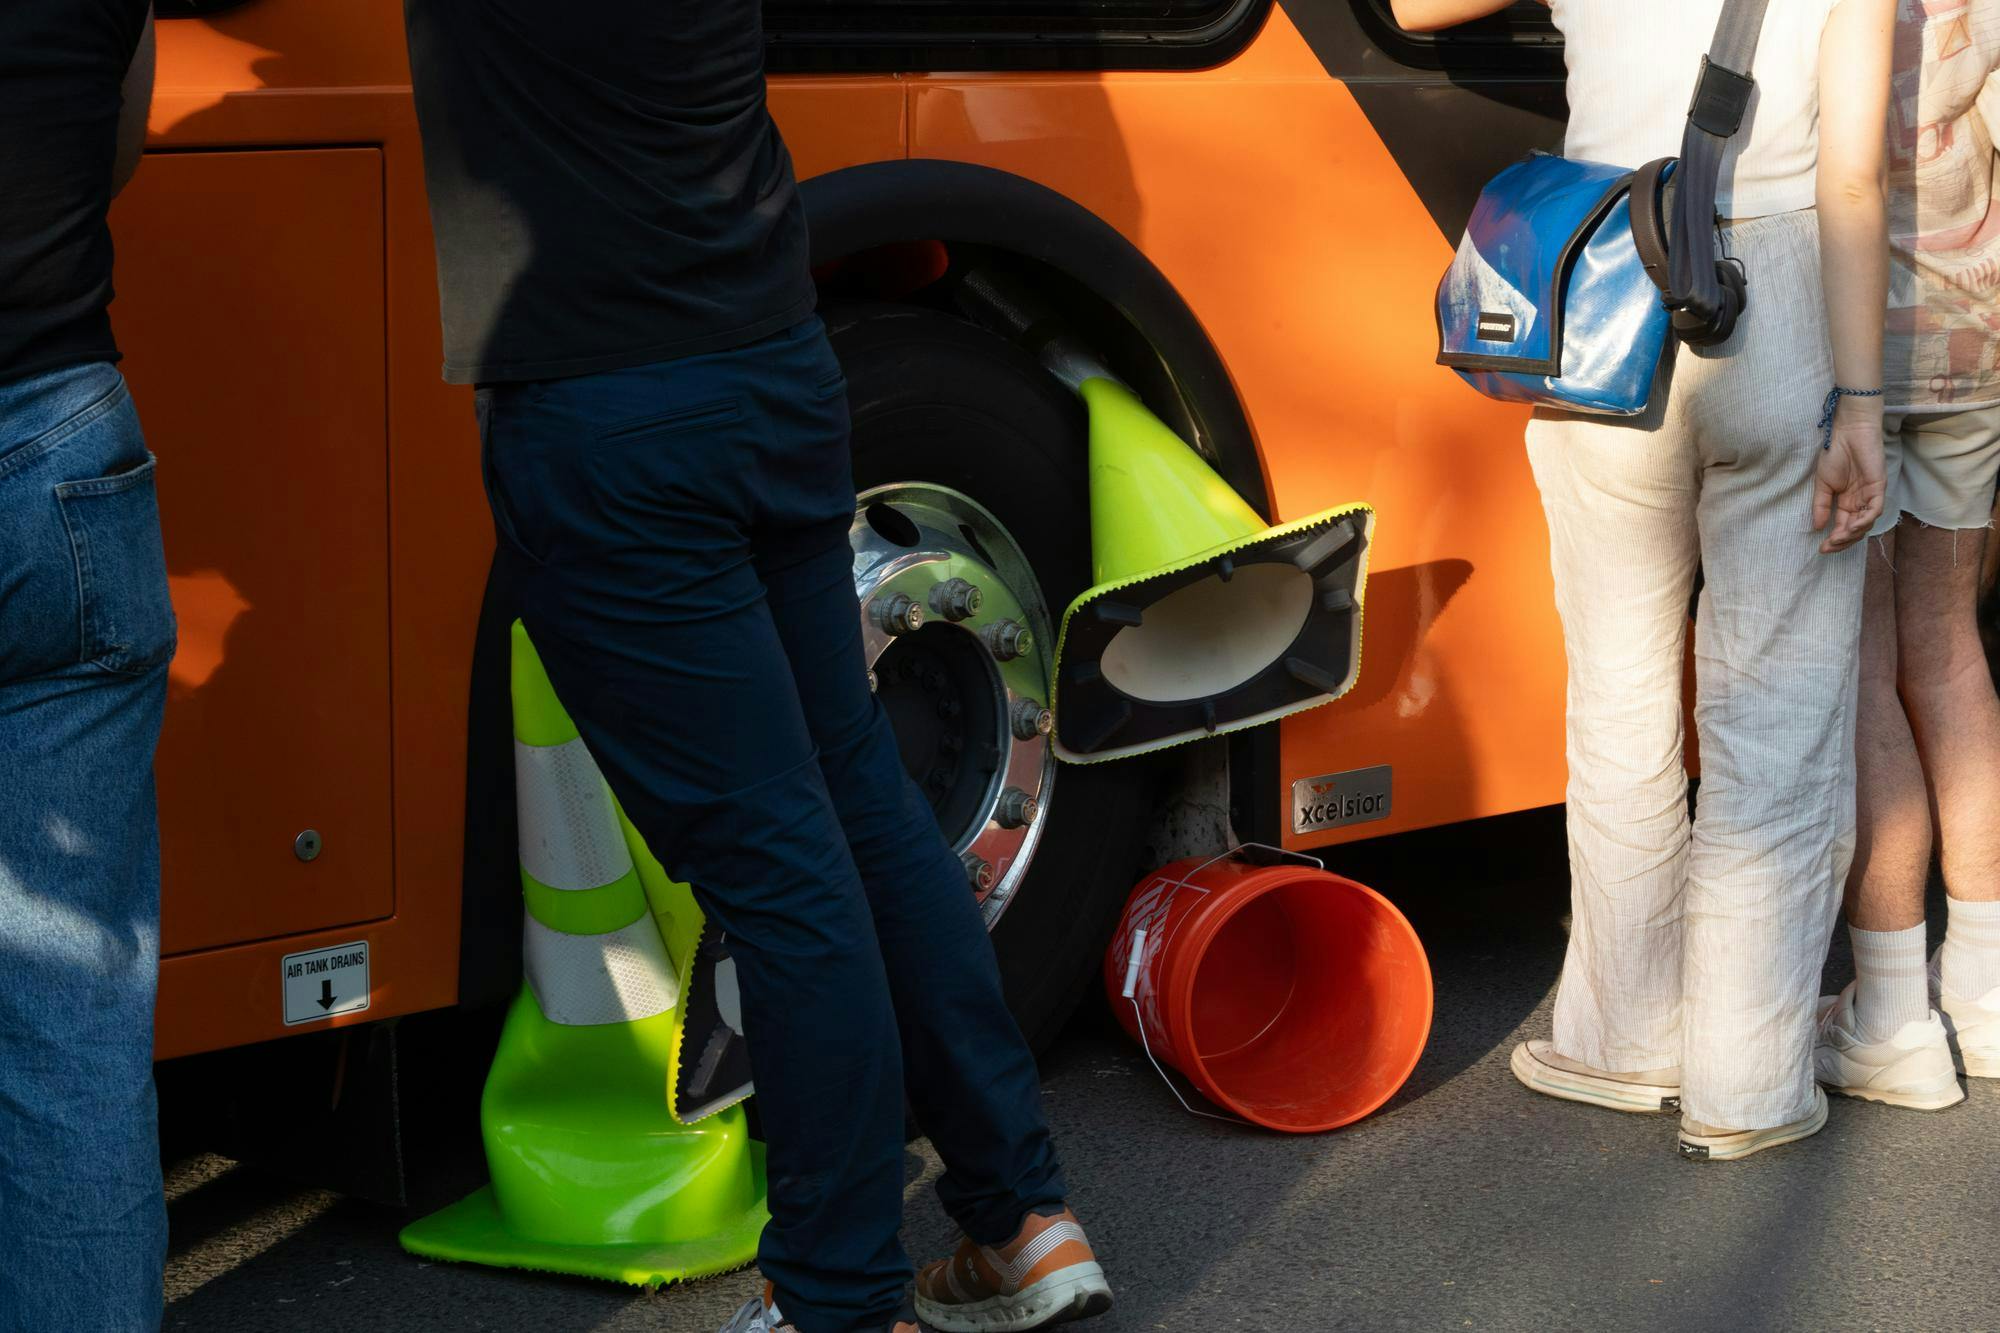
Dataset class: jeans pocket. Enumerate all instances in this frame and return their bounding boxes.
[478,394,550,567]
[594,393,754,511]
[595,398,743,445]
[54,455,177,675]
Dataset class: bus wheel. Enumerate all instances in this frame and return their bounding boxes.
[827,302,1166,1053]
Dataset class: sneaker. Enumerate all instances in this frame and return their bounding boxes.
[914,1206,1112,1332]
[720,1284,920,1333]
[719,1287,793,1333]
[1678,1087,1828,1162]
[1812,984,1963,1110]
[1932,948,2000,1078]
[1508,1040,1681,1113]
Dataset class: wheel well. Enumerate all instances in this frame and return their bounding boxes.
[802,161,1286,849]
[799,159,1273,522]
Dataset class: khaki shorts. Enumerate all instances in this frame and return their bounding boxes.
[1872,404,2000,537]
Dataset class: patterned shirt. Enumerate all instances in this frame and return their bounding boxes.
[1886,0,2000,411]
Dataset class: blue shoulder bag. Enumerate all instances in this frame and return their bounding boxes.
[1436,0,1772,416]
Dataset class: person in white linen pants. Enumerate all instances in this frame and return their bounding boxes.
[1392,0,1894,1159]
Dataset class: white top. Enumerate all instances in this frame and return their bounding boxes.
[1552,0,1846,218]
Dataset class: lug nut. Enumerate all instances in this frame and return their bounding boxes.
[1010,699,1054,740]
[870,593,924,636]
[982,619,1032,662]
[929,578,984,622]
[962,852,995,894]
[996,787,1038,829]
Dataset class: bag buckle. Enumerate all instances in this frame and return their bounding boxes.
[1687,55,1755,137]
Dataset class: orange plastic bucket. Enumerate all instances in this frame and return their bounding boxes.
[1104,855,1433,1133]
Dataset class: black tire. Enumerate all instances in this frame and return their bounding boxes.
[826,302,1165,1053]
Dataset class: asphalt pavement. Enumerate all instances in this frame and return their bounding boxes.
[159,810,2000,1332]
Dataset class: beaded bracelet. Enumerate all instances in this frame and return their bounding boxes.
[1818,386,1883,450]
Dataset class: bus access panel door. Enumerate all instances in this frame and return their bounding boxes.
[909,0,1573,853]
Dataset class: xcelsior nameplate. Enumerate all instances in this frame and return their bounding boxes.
[1291,765,1393,834]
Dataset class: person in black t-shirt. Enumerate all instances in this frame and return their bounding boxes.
[0,5,175,1331]
[406,0,814,383]
[401,5,1110,1331]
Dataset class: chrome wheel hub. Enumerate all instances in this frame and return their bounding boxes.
[850,484,1056,926]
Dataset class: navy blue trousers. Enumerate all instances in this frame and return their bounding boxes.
[476,318,1065,1333]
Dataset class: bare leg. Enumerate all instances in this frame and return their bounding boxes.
[1848,529,1932,931]
[1979,488,2000,603]
[1895,520,2000,905]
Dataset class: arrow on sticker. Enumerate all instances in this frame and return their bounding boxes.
[317,979,336,1011]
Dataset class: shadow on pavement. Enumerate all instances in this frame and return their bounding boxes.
[163,816,2000,1333]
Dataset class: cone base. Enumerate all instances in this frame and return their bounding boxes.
[1053,504,1373,763]
[397,1169,768,1288]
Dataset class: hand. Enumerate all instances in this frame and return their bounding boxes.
[1388,0,1526,31]
[1811,400,1885,554]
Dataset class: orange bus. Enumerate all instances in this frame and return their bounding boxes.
[128,0,1567,1110]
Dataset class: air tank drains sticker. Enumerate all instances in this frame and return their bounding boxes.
[1292,765,1393,835]
[281,941,371,1025]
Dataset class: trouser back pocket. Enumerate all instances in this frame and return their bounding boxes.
[55,452,177,676]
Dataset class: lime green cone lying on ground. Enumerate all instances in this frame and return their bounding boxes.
[398,623,767,1286]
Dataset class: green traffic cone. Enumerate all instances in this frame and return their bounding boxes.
[398,624,767,1286]
[1053,379,1374,763]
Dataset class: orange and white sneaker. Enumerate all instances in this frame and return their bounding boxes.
[915,1207,1112,1332]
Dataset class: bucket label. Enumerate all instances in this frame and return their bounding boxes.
[1113,875,1181,1039]
[1291,765,1393,834]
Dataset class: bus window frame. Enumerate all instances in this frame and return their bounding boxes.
[155,0,255,16]
[1351,0,1562,74]
[764,0,1274,74]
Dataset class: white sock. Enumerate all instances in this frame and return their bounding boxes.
[1942,896,2000,1001]
[1850,922,1931,1040]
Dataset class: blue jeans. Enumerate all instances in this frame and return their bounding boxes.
[0,363,174,1333]
[479,318,1065,1333]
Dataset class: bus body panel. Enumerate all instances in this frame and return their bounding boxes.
[115,148,395,961]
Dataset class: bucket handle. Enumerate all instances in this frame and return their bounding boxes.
[1173,842,1324,890]
[1144,843,1328,971]
[1120,842,1327,1129]
[1123,946,1251,1128]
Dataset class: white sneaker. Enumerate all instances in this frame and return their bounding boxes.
[1932,948,2000,1078]
[1813,984,1964,1111]
[1678,1087,1828,1162]
[1508,1041,1681,1113]
[719,1291,794,1333]
[718,1286,919,1333]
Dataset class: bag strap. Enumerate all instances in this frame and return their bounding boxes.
[1665,0,1774,331]
[1630,157,1675,294]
